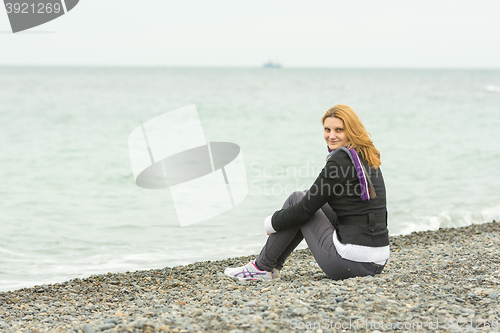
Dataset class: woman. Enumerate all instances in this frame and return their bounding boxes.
[224,105,389,281]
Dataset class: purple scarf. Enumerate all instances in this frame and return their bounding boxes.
[326,145,376,202]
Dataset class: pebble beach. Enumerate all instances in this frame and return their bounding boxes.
[1,221,499,333]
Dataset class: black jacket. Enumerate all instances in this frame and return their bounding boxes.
[270,149,389,247]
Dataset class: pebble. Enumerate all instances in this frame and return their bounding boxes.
[0,221,499,332]
[192,309,203,317]
[82,324,95,333]
[335,296,345,302]
[98,323,115,330]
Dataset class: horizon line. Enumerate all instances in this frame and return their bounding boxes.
[0,64,499,70]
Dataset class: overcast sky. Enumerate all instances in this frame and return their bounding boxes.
[1,0,499,68]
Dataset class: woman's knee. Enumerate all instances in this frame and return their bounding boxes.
[289,190,306,201]
[282,190,306,209]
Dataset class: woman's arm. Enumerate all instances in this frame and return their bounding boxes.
[268,152,352,232]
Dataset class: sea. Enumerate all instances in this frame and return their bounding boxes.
[1,67,499,292]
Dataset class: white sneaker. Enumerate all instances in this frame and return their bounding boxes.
[224,261,273,281]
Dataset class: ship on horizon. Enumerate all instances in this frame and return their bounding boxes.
[262,61,282,69]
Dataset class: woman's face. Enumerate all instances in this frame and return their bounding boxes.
[323,117,348,150]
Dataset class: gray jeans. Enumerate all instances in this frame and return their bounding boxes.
[255,191,385,280]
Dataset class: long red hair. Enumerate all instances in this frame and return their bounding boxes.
[322,105,381,168]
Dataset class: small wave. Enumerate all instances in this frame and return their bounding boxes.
[485,85,500,93]
[0,247,27,257]
[99,224,145,231]
[480,204,500,222]
[393,204,500,236]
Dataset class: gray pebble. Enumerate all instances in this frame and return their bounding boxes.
[292,307,309,315]
[133,319,147,328]
[103,318,118,325]
[81,324,95,333]
[335,307,345,314]
[98,323,115,330]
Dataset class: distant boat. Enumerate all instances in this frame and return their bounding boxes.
[262,61,282,69]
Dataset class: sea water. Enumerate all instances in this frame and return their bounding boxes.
[1,67,499,291]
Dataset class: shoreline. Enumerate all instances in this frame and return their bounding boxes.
[1,221,499,332]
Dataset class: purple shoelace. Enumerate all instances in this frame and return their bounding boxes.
[235,264,267,279]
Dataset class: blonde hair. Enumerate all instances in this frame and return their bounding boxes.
[322,104,381,168]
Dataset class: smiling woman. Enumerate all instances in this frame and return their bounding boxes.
[322,105,381,169]
[323,117,348,151]
[224,104,389,281]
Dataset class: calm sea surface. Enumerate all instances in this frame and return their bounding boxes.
[1,67,499,291]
